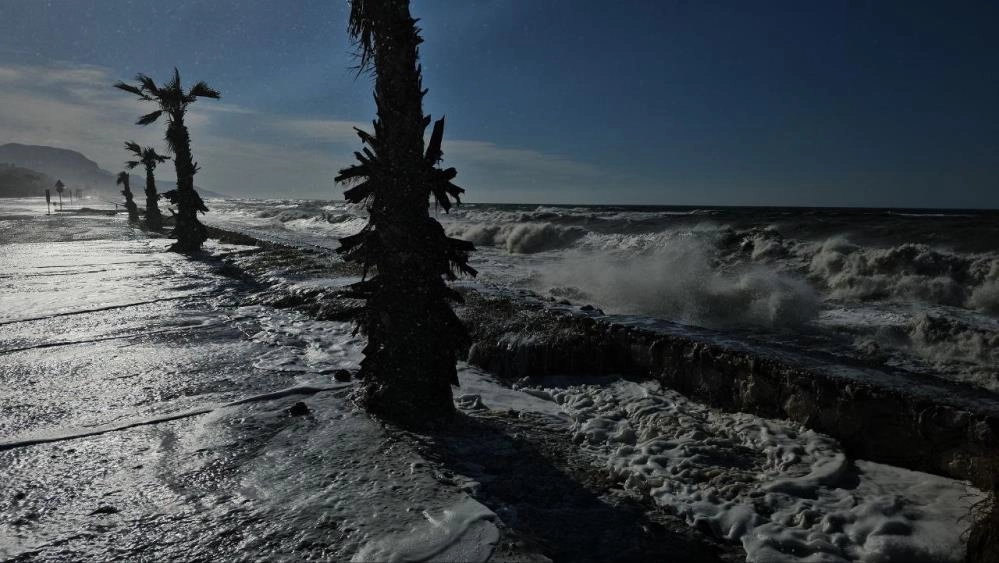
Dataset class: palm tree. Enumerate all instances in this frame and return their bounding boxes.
[114,69,220,252]
[336,0,476,428]
[54,180,64,209]
[117,171,140,223]
[124,141,170,231]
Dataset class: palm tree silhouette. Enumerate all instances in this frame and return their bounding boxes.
[117,171,140,223]
[336,0,476,428]
[124,141,170,231]
[54,180,64,210]
[114,69,220,252]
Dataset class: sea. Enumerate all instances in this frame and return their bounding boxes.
[203,199,999,394]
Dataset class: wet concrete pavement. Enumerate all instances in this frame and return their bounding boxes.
[0,208,739,562]
[0,213,378,560]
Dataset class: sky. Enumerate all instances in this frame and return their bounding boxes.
[0,0,996,207]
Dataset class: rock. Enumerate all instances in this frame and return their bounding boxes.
[332,369,352,382]
[91,505,119,515]
[288,401,310,416]
[455,394,487,410]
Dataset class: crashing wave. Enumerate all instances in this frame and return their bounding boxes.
[448,222,587,253]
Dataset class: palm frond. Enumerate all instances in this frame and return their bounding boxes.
[335,163,369,184]
[135,74,160,96]
[187,81,221,100]
[343,181,374,203]
[354,127,377,147]
[116,171,129,185]
[348,0,377,72]
[425,117,445,163]
[164,132,178,155]
[145,148,171,163]
[166,68,182,93]
[125,160,140,170]
[124,141,142,155]
[113,81,150,100]
[136,110,164,126]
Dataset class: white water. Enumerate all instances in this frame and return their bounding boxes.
[203,199,999,393]
[514,376,983,563]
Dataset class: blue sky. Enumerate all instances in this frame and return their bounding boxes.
[0,0,996,207]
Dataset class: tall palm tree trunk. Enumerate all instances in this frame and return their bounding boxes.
[120,175,139,223]
[345,0,471,427]
[166,119,208,252]
[143,166,163,231]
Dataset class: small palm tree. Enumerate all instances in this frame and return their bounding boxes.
[117,171,140,223]
[54,180,64,209]
[124,141,170,231]
[336,0,476,428]
[114,69,220,252]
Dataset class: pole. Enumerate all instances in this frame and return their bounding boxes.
[45,189,51,215]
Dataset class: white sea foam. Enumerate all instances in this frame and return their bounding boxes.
[523,377,983,563]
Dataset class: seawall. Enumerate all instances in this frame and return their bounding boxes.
[460,291,999,489]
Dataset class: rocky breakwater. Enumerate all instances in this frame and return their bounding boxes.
[460,291,999,489]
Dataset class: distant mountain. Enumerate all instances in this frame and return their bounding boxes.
[0,163,55,197]
[0,143,229,199]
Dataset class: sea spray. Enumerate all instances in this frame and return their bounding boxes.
[538,240,820,329]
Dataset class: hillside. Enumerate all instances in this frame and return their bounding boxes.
[0,143,228,199]
[0,164,55,197]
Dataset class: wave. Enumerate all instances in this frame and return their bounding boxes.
[537,237,820,329]
[448,222,587,253]
[850,312,999,391]
[804,238,999,311]
[908,313,999,368]
[216,198,999,321]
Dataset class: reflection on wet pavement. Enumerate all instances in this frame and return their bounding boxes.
[0,210,493,561]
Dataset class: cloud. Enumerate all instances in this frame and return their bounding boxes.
[267,118,607,201]
[0,61,605,201]
[0,62,182,179]
[272,118,370,145]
